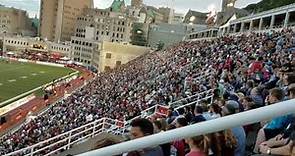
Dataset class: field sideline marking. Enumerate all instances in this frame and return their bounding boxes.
[8,79,16,82]
[0,66,25,74]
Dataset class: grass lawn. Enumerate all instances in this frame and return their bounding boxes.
[0,60,74,104]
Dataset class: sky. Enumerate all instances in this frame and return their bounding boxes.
[0,0,262,17]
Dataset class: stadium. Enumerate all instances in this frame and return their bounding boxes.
[0,0,295,156]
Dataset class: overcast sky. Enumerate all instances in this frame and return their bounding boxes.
[0,0,262,17]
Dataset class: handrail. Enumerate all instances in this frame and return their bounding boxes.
[3,118,107,156]
[78,99,295,156]
[169,89,213,107]
[174,95,213,110]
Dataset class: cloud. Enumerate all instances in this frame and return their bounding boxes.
[0,0,40,17]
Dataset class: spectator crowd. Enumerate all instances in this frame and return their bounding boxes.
[0,27,294,156]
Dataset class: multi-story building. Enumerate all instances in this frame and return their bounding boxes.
[158,7,174,24]
[2,36,71,57]
[131,0,143,8]
[172,13,184,24]
[183,10,208,25]
[39,0,93,42]
[48,41,71,57]
[0,5,36,36]
[75,8,134,44]
[71,36,100,69]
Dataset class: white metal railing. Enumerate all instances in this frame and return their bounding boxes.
[78,99,295,156]
[169,89,213,108]
[3,118,126,156]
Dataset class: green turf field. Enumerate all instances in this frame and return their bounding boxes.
[0,61,74,103]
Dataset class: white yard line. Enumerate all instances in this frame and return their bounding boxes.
[8,79,16,82]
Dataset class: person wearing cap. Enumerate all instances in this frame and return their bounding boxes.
[222,100,246,156]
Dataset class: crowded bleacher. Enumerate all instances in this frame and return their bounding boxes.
[0,27,295,156]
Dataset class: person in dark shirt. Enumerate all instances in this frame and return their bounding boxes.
[191,105,206,124]
[127,118,164,156]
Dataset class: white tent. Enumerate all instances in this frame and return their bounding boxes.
[60,56,70,61]
[6,52,14,55]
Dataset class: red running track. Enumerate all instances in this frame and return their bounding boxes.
[0,67,94,135]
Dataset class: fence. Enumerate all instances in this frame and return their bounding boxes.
[78,99,295,156]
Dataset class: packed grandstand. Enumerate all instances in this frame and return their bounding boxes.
[0,5,295,156]
[0,26,294,156]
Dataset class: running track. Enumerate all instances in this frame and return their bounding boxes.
[0,67,95,136]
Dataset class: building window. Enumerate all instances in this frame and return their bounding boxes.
[106,53,112,59]
[116,61,121,66]
[104,66,111,71]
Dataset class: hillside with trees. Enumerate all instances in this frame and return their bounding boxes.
[245,0,294,13]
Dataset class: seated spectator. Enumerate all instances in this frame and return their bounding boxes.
[208,103,222,119]
[257,130,295,155]
[209,129,237,156]
[128,118,164,156]
[254,88,294,153]
[222,100,246,156]
[153,119,170,156]
[288,83,295,99]
[192,106,206,124]
[185,135,209,156]
[172,117,189,156]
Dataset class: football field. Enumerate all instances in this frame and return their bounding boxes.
[0,61,74,104]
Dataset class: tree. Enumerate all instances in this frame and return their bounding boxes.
[131,23,148,46]
[156,41,164,51]
[0,39,3,52]
[244,0,294,13]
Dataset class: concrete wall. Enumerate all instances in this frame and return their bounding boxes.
[148,23,207,48]
[99,41,150,72]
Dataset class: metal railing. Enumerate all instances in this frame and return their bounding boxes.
[3,118,126,156]
[169,89,214,108]
[78,99,295,156]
